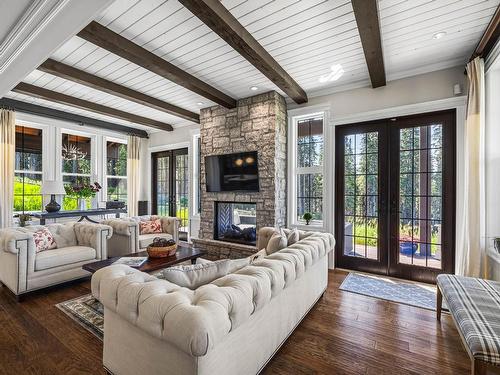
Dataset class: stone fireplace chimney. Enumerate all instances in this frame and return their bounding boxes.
[193,91,287,259]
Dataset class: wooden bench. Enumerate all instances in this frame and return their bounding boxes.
[437,274,500,375]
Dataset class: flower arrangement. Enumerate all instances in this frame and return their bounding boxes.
[64,182,102,199]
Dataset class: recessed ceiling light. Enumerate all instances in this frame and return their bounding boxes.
[250,86,259,91]
[319,64,345,83]
[433,31,447,40]
[197,102,204,106]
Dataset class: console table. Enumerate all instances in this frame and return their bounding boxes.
[31,208,127,225]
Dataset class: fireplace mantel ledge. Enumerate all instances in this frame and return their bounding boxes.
[192,238,256,252]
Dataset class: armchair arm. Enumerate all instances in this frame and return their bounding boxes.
[74,223,113,260]
[101,218,138,236]
[0,228,34,294]
[160,216,180,243]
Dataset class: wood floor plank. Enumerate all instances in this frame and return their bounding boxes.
[0,270,469,375]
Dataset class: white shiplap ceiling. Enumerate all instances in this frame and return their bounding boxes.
[5,0,499,132]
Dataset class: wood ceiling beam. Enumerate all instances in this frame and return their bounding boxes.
[77,21,236,109]
[178,0,308,104]
[12,82,173,131]
[0,98,148,138]
[351,0,386,88]
[38,59,200,123]
[470,4,500,61]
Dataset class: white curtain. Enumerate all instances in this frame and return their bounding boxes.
[127,135,141,217]
[456,57,486,277]
[0,109,15,228]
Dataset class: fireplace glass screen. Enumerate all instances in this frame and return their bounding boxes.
[215,202,257,245]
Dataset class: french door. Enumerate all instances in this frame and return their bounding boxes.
[335,110,456,283]
[151,148,189,239]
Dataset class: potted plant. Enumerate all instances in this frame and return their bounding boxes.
[303,212,313,225]
[18,213,31,227]
[64,182,102,210]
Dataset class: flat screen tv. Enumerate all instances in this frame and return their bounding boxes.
[205,151,259,192]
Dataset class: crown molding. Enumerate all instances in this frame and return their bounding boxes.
[0,0,70,74]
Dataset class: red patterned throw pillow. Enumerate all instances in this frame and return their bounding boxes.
[32,228,57,252]
[139,219,162,235]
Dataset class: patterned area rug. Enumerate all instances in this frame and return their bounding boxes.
[56,294,103,340]
[339,272,443,310]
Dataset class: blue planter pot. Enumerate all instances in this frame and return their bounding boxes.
[400,241,417,256]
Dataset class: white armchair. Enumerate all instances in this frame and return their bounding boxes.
[103,215,179,257]
[0,222,112,299]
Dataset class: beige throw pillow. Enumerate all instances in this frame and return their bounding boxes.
[286,228,300,246]
[267,231,287,254]
[47,224,77,248]
[161,259,231,289]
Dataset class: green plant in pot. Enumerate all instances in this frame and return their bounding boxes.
[18,214,31,227]
[303,212,313,225]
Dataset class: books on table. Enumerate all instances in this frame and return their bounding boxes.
[113,257,148,268]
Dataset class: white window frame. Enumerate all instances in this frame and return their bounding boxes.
[60,128,96,210]
[104,136,128,203]
[288,110,328,231]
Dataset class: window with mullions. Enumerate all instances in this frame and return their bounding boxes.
[296,116,324,224]
[62,133,92,210]
[14,125,43,212]
[106,141,127,202]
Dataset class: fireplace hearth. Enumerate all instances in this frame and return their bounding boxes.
[215,202,257,246]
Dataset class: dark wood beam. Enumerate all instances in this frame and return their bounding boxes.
[78,21,236,109]
[178,0,308,104]
[0,98,148,138]
[12,82,173,131]
[38,59,199,123]
[470,4,500,61]
[351,0,386,88]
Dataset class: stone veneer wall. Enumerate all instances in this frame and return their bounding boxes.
[198,91,287,241]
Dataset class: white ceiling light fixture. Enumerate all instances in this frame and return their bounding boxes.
[197,102,204,106]
[433,31,447,40]
[250,86,258,91]
[319,64,345,83]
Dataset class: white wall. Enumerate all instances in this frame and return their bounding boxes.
[289,66,466,115]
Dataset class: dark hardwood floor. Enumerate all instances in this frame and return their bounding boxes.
[0,270,470,374]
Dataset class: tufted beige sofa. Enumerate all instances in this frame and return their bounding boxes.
[102,215,179,257]
[0,222,112,299]
[91,228,334,375]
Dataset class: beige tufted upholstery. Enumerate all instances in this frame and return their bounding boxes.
[256,226,314,252]
[92,231,334,358]
[103,215,179,257]
[0,222,112,297]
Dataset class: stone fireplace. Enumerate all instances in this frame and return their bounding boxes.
[192,91,287,259]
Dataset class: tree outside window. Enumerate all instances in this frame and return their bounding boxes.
[106,141,127,202]
[14,126,43,212]
[61,133,92,210]
[296,116,324,224]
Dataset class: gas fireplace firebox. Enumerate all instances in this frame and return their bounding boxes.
[214,202,257,246]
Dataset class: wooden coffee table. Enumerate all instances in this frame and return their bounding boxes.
[82,243,207,274]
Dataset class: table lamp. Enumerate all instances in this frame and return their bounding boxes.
[41,180,66,212]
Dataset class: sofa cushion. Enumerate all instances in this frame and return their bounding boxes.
[139,233,173,249]
[35,246,96,271]
[32,228,57,252]
[139,219,162,235]
[46,223,78,248]
[160,259,231,289]
[267,231,287,254]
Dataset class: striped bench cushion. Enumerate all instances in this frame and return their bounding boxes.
[437,274,500,365]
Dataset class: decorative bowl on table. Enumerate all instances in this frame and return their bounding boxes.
[147,238,177,258]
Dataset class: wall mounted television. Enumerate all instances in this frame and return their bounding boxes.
[205,151,259,192]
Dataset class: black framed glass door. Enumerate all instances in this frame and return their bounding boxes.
[152,148,189,239]
[335,110,456,283]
